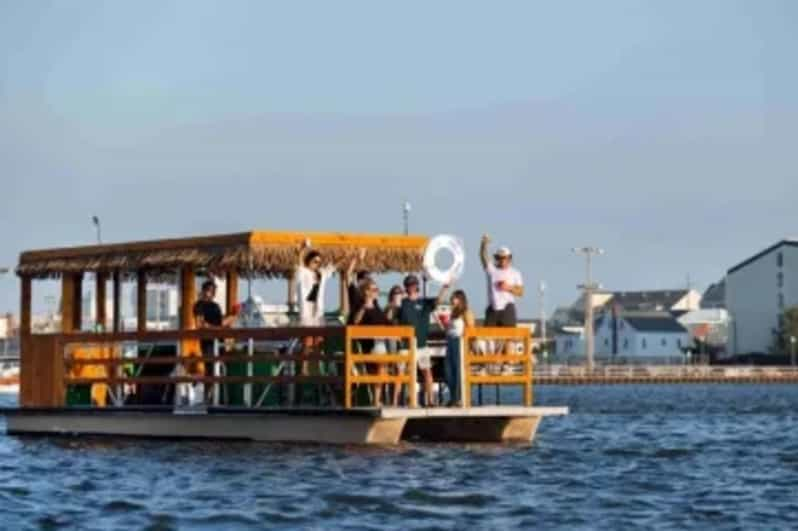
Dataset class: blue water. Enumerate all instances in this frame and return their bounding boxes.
[2,385,798,530]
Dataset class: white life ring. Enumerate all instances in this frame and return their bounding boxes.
[423,235,465,284]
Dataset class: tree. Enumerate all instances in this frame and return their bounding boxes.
[770,306,798,355]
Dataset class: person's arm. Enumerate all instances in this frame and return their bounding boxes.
[480,234,491,271]
[434,284,450,307]
[194,303,212,329]
[464,309,476,329]
[297,239,309,271]
[353,291,376,325]
[503,272,525,298]
[346,247,366,281]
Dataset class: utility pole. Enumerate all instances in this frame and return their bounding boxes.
[791,336,796,367]
[92,216,102,244]
[403,201,411,236]
[572,247,605,371]
[539,281,547,362]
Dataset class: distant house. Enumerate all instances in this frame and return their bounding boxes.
[701,280,726,310]
[552,289,702,330]
[726,239,798,355]
[555,311,690,364]
[678,309,730,355]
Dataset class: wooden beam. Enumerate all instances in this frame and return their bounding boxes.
[339,270,348,318]
[287,272,296,313]
[180,267,196,330]
[73,273,83,331]
[112,272,122,333]
[137,271,147,332]
[95,272,108,331]
[20,276,32,336]
[225,271,238,314]
[61,274,78,333]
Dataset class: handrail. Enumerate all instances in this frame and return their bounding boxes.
[463,327,533,407]
[344,326,417,409]
[55,327,347,409]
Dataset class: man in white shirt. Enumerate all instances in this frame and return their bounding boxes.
[480,234,524,327]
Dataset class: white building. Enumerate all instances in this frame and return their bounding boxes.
[726,240,798,355]
[556,312,690,364]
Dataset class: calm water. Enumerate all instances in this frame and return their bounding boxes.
[2,385,798,530]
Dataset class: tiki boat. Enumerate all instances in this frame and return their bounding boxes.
[2,231,567,445]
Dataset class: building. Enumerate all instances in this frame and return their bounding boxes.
[701,280,726,310]
[678,309,730,360]
[556,311,690,364]
[552,289,701,329]
[726,240,798,355]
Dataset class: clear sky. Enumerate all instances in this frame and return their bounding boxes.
[1,0,796,317]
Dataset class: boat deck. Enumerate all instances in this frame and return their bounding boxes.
[1,406,568,445]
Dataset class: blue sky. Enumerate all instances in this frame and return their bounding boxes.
[1,0,796,316]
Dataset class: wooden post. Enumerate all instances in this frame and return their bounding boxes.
[179,266,200,375]
[344,326,352,409]
[524,335,533,407]
[180,267,196,330]
[225,271,238,314]
[112,272,122,333]
[137,271,147,332]
[95,272,108,331]
[464,331,471,408]
[61,273,81,333]
[20,276,32,337]
[287,272,296,315]
[339,270,349,319]
[409,337,418,408]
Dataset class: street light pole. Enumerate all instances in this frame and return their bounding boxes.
[539,281,547,362]
[572,247,605,371]
[791,336,796,367]
[403,201,411,236]
[92,216,102,244]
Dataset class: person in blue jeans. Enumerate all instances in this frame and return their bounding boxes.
[444,290,475,407]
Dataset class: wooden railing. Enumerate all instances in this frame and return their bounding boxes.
[30,327,345,408]
[344,326,417,409]
[463,327,533,407]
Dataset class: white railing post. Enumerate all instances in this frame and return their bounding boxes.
[213,339,221,407]
[245,338,254,407]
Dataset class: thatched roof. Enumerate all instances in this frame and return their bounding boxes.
[17,231,428,279]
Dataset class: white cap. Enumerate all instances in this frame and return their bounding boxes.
[495,246,512,258]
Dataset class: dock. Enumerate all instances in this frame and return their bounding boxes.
[532,365,798,385]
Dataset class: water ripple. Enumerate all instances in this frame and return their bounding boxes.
[2,386,798,529]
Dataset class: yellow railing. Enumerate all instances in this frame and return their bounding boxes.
[463,327,533,407]
[344,326,417,409]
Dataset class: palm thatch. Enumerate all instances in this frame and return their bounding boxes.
[17,231,428,279]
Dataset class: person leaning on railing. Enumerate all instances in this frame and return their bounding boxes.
[398,274,449,408]
[443,290,475,407]
[194,280,239,376]
[350,278,392,407]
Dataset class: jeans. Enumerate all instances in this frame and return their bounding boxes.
[445,336,462,404]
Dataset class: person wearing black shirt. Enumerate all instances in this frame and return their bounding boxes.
[193,280,237,377]
[351,279,392,406]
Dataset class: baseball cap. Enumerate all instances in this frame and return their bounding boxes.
[494,246,512,258]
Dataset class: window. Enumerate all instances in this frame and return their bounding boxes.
[779,293,785,310]
[623,338,629,350]
[778,252,784,268]
[604,338,609,347]
[661,338,667,347]
[677,339,683,348]
[778,272,784,288]
[642,338,648,349]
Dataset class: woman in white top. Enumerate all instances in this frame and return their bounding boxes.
[296,241,336,327]
[444,290,475,407]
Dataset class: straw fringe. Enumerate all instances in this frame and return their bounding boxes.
[17,243,424,279]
